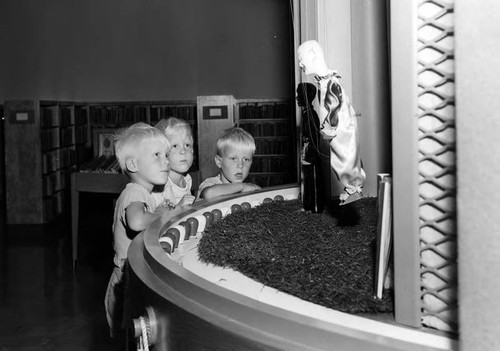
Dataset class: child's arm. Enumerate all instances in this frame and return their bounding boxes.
[199,182,261,200]
[177,194,195,207]
[125,201,160,232]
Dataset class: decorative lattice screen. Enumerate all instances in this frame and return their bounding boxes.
[417,0,458,332]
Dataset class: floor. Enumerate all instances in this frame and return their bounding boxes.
[0,193,124,351]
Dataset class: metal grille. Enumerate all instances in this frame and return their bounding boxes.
[417,0,458,332]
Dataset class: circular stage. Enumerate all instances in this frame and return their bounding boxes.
[128,184,457,351]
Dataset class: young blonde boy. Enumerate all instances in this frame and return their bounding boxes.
[153,117,196,208]
[197,127,261,200]
[104,122,172,337]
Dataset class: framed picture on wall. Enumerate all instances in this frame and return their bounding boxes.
[93,128,116,157]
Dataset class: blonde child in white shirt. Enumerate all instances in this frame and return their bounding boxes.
[105,122,172,337]
[153,117,196,208]
[197,127,261,200]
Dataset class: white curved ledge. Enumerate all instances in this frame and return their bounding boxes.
[129,184,458,351]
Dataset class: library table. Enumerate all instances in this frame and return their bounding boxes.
[71,172,129,268]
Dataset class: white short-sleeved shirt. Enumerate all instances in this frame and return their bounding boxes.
[112,183,157,268]
[152,174,192,207]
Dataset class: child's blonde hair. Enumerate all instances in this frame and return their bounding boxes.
[154,117,193,140]
[216,127,256,156]
[114,122,170,173]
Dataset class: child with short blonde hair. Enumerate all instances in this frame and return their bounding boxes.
[153,117,196,208]
[197,127,261,200]
[105,122,171,337]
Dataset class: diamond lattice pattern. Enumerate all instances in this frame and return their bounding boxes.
[417,0,458,333]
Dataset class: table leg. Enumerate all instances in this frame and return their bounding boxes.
[71,173,79,270]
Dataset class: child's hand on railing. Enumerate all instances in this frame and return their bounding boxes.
[178,194,195,207]
[242,183,261,193]
[155,199,176,211]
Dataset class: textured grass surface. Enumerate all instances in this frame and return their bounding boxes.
[198,198,393,314]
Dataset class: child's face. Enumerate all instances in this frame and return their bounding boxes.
[216,145,253,183]
[134,139,170,187]
[167,130,194,176]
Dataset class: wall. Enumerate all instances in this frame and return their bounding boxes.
[0,0,292,102]
[318,0,353,197]
[456,0,500,349]
[351,0,391,197]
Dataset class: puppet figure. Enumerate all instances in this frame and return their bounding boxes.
[297,82,324,213]
[297,40,366,205]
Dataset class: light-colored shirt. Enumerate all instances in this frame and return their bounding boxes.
[196,174,223,199]
[152,174,192,207]
[112,183,157,268]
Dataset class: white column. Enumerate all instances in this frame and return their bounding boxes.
[456,0,500,349]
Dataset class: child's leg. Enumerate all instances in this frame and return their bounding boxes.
[104,266,124,338]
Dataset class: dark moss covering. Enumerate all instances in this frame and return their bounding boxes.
[198,198,393,314]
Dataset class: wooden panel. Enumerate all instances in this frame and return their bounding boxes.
[72,172,128,194]
[196,96,236,180]
[0,105,5,225]
[4,100,43,224]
